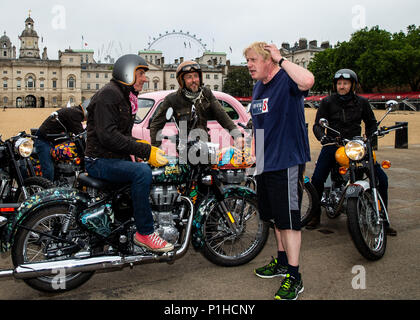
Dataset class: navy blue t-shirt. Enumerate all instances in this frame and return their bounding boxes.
[251,69,311,173]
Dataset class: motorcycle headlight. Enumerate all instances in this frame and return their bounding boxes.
[15,138,34,158]
[345,140,366,161]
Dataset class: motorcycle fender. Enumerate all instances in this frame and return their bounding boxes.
[345,181,370,199]
[191,185,256,249]
[2,187,89,251]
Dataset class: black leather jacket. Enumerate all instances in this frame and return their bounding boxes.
[37,106,84,142]
[150,87,241,147]
[85,79,151,160]
[313,93,377,141]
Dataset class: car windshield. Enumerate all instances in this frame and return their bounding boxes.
[136,98,155,122]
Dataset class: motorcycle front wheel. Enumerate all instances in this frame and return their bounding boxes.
[12,205,95,292]
[347,190,387,260]
[202,195,269,267]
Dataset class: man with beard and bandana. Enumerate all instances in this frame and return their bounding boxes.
[84,54,174,253]
[307,69,396,236]
[150,60,244,151]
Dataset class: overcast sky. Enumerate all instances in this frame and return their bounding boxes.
[1,0,418,65]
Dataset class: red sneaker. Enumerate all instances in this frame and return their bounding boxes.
[133,232,174,253]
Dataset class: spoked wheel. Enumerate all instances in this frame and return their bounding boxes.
[347,191,387,260]
[12,205,95,292]
[202,196,269,267]
[16,177,54,202]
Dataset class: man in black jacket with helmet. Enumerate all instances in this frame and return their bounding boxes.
[150,60,244,150]
[308,69,396,236]
[85,54,174,253]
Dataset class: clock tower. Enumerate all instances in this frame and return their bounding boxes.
[19,12,40,59]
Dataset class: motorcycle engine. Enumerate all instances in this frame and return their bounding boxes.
[149,185,181,244]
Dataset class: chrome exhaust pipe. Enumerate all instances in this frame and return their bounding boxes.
[0,196,195,280]
[13,256,124,279]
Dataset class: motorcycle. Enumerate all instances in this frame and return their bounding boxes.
[31,111,87,187]
[316,100,405,260]
[0,107,269,292]
[0,131,53,203]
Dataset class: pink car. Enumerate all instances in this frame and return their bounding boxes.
[132,90,250,155]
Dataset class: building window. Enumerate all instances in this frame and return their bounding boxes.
[170,73,175,79]
[27,76,34,88]
[154,82,158,90]
[69,58,74,62]
[17,71,21,74]
[214,85,219,90]
[206,74,210,79]
[52,80,57,89]
[68,77,75,88]
[87,83,91,90]
[17,80,21,89]
[87,73,90,78]
[52,97,57,105]
[96,84,99,90]
[105,73,108,79]
[40,80,45,89]
[3,97,8,104]
[3,80,7,88]
[214,75,218,80]
[170,85,175,90]
[3,71,7,74]
[96,73,99,78]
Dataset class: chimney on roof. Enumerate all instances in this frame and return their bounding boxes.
[321,41,330,49]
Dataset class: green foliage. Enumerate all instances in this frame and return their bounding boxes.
[308,25,420,93]
[222,67,254,97]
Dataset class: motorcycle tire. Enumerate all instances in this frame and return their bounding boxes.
[202,195,269,267]
[15,177,54,203]
[300,181,319,227]
[347,190,387,261]
[12,204,95,292]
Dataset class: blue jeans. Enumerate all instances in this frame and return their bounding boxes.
[311,145,389,213]
[85,158,154,235]
[34,137,54,181]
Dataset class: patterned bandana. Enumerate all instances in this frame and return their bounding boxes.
[182,87,203,104]
[129,92,139,115]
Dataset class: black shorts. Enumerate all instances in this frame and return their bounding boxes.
[256,165,305,231]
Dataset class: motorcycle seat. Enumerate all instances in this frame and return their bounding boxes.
[78,173,115,190]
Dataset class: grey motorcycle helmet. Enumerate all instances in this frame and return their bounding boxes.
[112,54,149,86]
[333,68,358,92]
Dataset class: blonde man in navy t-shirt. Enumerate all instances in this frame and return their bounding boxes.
[244,42,314,300]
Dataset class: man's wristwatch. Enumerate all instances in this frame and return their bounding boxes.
[278,57,287,67]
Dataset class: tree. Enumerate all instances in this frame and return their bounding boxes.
[308,48,335,93]
[223,67,253,97]
[308,25,420,93]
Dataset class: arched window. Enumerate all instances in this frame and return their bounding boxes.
[27,76,34,88]
[68,76,75,88]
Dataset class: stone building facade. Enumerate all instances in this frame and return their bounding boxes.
[0,15,113,108]
[0,14,228,108]
[280,38,330,69]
